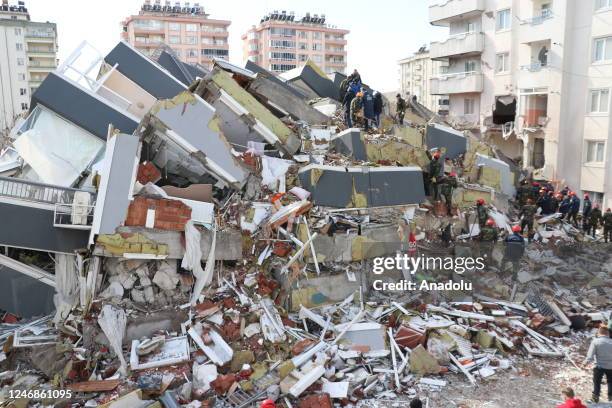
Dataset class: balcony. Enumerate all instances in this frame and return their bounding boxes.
[26,46,56,56]
[429,0,486,26]
[520,9,554,44]
[28,61,57,71]
[430,71,483,94]
[517,62,551,88]
[430,31,484,59]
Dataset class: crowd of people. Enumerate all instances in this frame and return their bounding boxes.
[339,70,383,130]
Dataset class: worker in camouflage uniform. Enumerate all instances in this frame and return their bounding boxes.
[476,198,488,228]
[428,151,442,201]
[396,93,407,125]
[587,204,602,238]
[603,208,612,243]
[516,180,530,206]
[350,91,364,128]
[478,218,498,266]
[519,198,537,240]
[440,172,458,216]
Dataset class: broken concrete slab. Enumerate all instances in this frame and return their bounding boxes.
[330,128,366,161]
[298,164,425,208]
[475,153,516,197]
[426,123,467,159]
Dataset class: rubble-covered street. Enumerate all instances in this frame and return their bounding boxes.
[0,40,610,408]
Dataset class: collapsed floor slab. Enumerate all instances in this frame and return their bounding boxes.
[426,123,467,159]
[298,165,425,208]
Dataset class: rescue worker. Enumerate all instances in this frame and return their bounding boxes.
[516,180,530,206]
[582,193,592,231]
[396,93,407,125]
[559,194,571,219]
[342,84,356,127]
[604,208,612,243]
[260,399,276,408]
[550,191,560,213]
[476,198,489,228]
[520,198,537,240]
[561,185,570,197]
[440,171,458,216]
[502,225,526,280]
[587,204,602,238]
[373,91,383,128]
[478,218,498,265]
[348,69,362,85]
[350,91,364,128]
[568,191,581,227]
[530,182,541,202]
[428,151,442,201]
[584,326,612,403]
[537,188,553,215]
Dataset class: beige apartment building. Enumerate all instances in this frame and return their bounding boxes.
[428,0,612,209]
[0,0,57,132]
[121,0,230,68]
[398,47,449,114]
[242,11,349,74]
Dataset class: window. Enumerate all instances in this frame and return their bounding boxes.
[16,43,23,51]
[270,27,296,37]
[312,55,322,63]
[464,60,476,72]
[169,22,180,31]
[593,37,612,62]
[184,36,197,44]
[589,89,610,113]
[496,52,510,73]
[270,63,296,72]
[172,48,182,58]
[19,88,26,96]
[464,98,475,114]
[298,54,307,62]
[17,58,24,66]
[270,52,296,60]
[185,23,198,32]
[20,103,28,110]
[583,191,604,206]
[270,39,296,48]
[313,31,322,40]
[186,49,198,58]
[14,28,21,35]
[585,141,605,163]
[312,43,322,51]
[298,31,308,39]
[466,22,475,32]
[299,42,307,50]
[17,73,25,81]
[596,0,612,10]
[496,9,511,30]
[202,48,229,57]
[169,35,180,44]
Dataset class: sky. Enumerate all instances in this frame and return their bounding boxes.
[26,0,447,92]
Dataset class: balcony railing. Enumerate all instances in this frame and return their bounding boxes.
[53,203,95,229]
[0,176,94,206]
[523,9,553,25]
[520,62,548,72]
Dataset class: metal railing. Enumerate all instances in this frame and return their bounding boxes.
[520,62,549,72]
[53,203,95,229]
[524,9,553,25]
[0,176,93,206]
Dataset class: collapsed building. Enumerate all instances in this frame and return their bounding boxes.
[0,41,609,408]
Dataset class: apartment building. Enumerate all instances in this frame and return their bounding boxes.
[121,0,230,68]
[428,0,612,209]
[0,1,57,132]
[242,11,349,75]
[398,47,449,114]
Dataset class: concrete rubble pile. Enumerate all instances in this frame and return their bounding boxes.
[0,41,609,407]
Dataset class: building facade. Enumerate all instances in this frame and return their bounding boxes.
[121,0,230,68]
[241,11,349,74]
[0,1,57,132]
[428,0,612,209]
[398,47,449,114]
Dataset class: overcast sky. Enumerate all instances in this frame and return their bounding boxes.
[26,0,447,91]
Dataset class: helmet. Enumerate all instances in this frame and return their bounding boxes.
[396,93,401,98]
[512,225,522,233]
[260,400,276,408]
[532,182,540,187]
[357,91,364,97]
[433,152,441,159]
[485,219,495,227]
[568,191,575,196]
[607,208,611,212]
[584,193,589,199]
[476,198,485,205]
[449,171,457,177]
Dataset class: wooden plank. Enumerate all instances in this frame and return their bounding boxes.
[68,380,121,392]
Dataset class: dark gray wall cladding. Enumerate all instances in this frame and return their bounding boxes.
[105,42,185,99]
[331,72,347,90]
[331,129,367,161]
[425,124,467,159]
[0,201,89,252]
[245,60,307,99]
[30,73,138,140]
[157,51,195,87]
[285,64,339,100]
[0,265,55,318]
[211,100,267,150]
[298,165,425,208]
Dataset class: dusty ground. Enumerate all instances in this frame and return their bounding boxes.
[358,332,612,408]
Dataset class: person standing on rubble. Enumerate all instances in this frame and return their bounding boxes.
[363,89,375,130]
[519,198,537,241]
[343,83,356,127]
[476,198,489,228]
[582,193,592,231]
[559,194,571,219]
[568,192,581,227]
[441,171,458,216]
[550,191,560,213]
[428,151,443,201]
[537,188,553,215]
[502,225,525,280]
[478,218,498,266]
[350,91,365,128]
[584,325,612,403]
[373,91,383,128]
[587,204,602,238]
[516,180,530,206]
[603,208,612,243]
[396,93,407,125]
[556,387,587,408]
